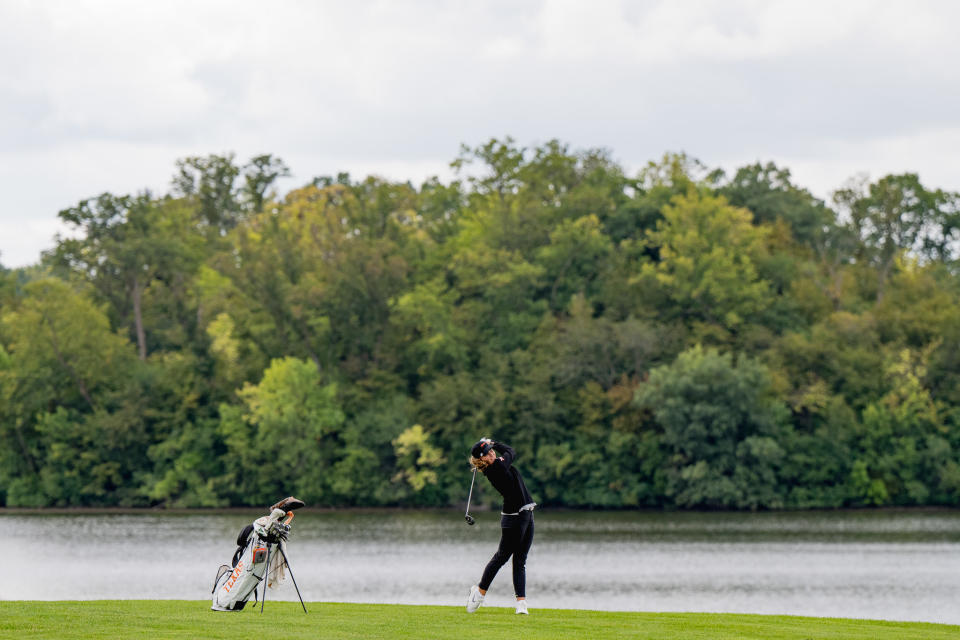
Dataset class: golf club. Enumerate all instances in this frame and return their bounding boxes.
[464,467,477,525]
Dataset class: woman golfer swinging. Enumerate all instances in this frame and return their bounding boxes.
[466,438,536,615]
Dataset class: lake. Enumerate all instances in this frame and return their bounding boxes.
[1,508,958,624]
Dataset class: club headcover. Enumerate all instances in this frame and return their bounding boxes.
[270,496,306,512]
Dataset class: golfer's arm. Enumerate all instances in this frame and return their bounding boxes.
[494,442,516,466]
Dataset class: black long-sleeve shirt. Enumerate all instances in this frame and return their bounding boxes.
[482,442,534,514]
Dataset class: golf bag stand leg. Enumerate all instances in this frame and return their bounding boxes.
[260,542,270,614]
[278,544,308,613]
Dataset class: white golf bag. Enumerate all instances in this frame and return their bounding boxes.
[211,508,291,611]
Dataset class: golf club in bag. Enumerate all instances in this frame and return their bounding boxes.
[211,496,308,613]
[464,467,477,525]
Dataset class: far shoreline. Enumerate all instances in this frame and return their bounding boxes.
[2,504,958,515]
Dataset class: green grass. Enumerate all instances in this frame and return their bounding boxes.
[0,601,957,640]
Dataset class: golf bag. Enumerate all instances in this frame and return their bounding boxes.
[211,497,304,612]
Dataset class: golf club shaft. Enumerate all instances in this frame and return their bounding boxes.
[465,467,477,516]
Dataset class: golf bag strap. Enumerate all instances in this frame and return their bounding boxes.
[236,523,254,546]
[232,523,255,567]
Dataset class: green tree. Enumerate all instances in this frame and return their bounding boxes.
[808,218,860,312]
[0,263,13,310]
[139,350,231,507]
[638,192,772,336]
[771,311,886,413]
[850,348,958,505]
[209,181,418,380]
[172,153,242,234]
[0,279,141,505]
[333,392,413,505]
[874,262,960,348]
[636,345,792,509]
[833,174,960,301]
[391,277,469,380]
[454,138,636,255]
[536,215,614,312]
[7,142,960,511]
[241,154,290,214]
[54,194,203,360]
[392,424,446,496]
[718,162,831,246]
[547,294,680,391]
[218,357,345,504]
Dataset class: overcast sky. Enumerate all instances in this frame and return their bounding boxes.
[1,0,958,268]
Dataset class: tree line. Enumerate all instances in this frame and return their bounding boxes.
[1,140,959,510]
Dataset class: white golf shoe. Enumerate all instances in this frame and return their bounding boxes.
[515,599,529,615]
[466,585,484,613]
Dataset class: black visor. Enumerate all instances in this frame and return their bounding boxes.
[471,440,494,458]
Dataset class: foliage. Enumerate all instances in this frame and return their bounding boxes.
[636,346,792,509]
[2,142,960,509]
[218,357,344,504]
[0,279,144,506]
[392,424,446,494]
[637,191,772,335]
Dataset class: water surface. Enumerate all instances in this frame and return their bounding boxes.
[1,509,958,624]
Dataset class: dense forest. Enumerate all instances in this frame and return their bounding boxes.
[2,139,959,510]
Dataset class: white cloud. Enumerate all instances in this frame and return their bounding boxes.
[765,126,960,202]
[1,0,959,268]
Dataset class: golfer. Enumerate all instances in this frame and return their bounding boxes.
[466,438,536,615]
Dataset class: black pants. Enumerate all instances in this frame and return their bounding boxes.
[479,510,534,597]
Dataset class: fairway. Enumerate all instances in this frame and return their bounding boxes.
[0,601,957,640]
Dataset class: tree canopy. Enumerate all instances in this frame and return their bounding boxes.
[2,139,959,510]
